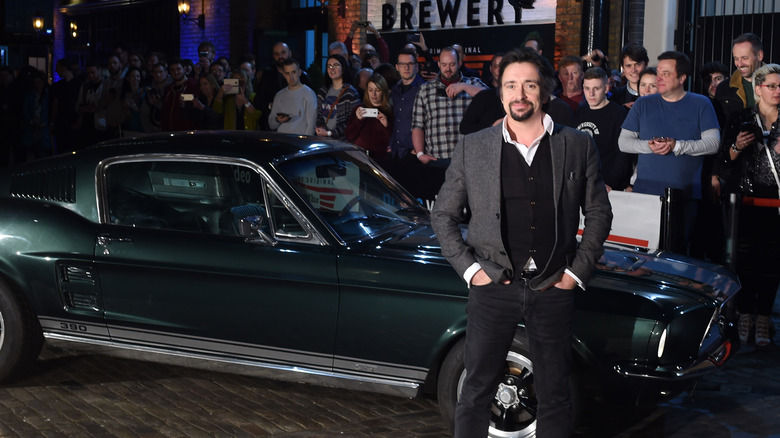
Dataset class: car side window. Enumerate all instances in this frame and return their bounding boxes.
[265,184,309,238]
[105,160,269,236]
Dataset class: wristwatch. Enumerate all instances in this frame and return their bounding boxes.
[731,143,743,153]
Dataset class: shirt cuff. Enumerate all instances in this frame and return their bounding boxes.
[464,262,482,286]
[565,268,585,290]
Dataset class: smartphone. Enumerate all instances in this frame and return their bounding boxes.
[199,51,209,58]
[181,93,194,101]
[363,108,378,118]
[223,78,239,95]
[406,32,421,43]
[436,87,449,98]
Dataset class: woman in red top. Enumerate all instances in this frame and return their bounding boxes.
[345,73,393,161]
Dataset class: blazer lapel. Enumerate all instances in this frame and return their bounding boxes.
[549,125,565,206]
[484,126,504,210]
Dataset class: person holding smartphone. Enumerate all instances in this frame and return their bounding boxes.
[268,59,317,135]
[345,73,393,160]
[717,63,780,348]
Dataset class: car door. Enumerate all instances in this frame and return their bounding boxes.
[92,156,339,370]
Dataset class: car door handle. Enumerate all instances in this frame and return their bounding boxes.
[97,235,133,255]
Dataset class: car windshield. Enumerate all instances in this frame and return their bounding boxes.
[277,150,428,241]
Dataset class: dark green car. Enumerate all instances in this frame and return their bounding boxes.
[0,132,739,437]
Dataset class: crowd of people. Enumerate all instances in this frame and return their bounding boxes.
[0,22,777,438]
[0,27,776,345]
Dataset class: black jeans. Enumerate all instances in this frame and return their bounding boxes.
[454,280,575,438]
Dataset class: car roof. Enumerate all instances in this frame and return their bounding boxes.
[79,131,357,164]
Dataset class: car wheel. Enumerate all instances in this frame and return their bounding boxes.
[0,278,43,383]
[438,333,537,438]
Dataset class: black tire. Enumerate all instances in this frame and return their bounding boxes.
[438,333,538,438]
[0,278,43,383]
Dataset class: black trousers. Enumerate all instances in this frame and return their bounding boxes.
[454,280,575,438]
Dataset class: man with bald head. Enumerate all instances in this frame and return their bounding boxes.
[255,41,312,130]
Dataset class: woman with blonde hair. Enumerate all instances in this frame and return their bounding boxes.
[717,63,780,347]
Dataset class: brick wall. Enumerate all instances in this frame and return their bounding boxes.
[328,0,366,54]
[180,0,231,64]
[555,0,582,67]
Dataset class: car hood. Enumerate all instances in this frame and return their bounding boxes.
[370,224,740,304]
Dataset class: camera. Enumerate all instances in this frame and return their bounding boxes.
[592,54,601,62]
[363,108,378,118]
[362,21,371,27]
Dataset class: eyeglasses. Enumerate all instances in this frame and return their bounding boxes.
[758,84,780,91]
[396,62,416,68]
[657,71,677,78]
[326,64,342,70]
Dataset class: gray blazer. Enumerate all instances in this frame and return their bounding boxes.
[431,122,613,290]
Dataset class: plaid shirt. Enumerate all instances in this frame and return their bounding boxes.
[411,74,486,159]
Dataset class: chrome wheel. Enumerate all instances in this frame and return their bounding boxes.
[457,350,537,438]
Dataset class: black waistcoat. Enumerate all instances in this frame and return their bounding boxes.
[501,136,557,277]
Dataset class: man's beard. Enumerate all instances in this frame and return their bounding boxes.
[509,99,535,122]
[441,70,458,82]
[275,57,288,68]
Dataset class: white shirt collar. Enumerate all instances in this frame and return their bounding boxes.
[501,113,554,165]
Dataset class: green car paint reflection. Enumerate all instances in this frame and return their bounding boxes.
[0,131,740,438]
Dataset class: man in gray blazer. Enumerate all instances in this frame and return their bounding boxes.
[431,48,612,438]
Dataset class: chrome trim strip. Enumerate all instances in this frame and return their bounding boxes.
[43,333,421,398]
[333,357,429,382]
[39,316,111,338]
[105,325,332,369]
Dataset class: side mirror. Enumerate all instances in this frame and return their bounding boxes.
[238,215,275,245]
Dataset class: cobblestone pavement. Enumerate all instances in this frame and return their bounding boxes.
[1,305,778,438]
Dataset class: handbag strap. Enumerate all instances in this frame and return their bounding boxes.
[325,87,349,124]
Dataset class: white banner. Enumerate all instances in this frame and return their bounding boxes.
[371,0,557,32]
[579,190,663,251]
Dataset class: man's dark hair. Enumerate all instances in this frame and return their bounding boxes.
[282,58,300,69]
[699,61,729,81]
[238,53,256,64]
[522,31,543,53]
[396,47,418,63]
[198,41,216,54]
[168,58,184,69]
[558,55,583,72]
[498,47,557,102]
[440,46,459,64]
[85,59,100,70]
[658,51,692,78]
[583,66,608,81]
[732,33,763,54]
[620,42,649,66]
[209,61,225,71]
